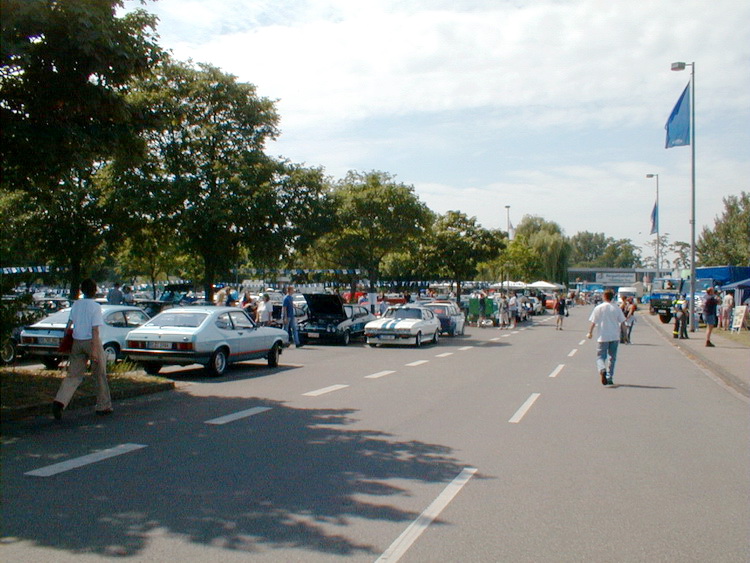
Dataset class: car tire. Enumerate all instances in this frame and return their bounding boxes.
[207,348,228,377]
[415,332,422,348]
[432,330,439,345]
[1,338,16,364]
[267,342,281,368]
[143,362,161,375]
[103,343,119,364]
[42,357,60,370]
[340,330,351,346]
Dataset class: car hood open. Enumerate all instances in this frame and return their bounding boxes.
[303,294,347,322]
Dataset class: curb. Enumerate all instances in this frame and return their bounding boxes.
[641,312,749,399]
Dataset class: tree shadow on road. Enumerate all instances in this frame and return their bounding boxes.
[3,395,472,558]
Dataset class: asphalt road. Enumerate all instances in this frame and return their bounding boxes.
[2,306,748,562]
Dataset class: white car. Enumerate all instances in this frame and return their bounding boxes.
[365,305,441,347]
[123,306,289,376]
[18,305,151,369]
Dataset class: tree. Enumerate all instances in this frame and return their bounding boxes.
[311,171,432,292]
[569,232,610,267]
[515,215,570,283]
[670,241,691,270]
[1,0,161,192]
[120,60,329,300]
[420,211,503,298]
[598,239,642,268]
[697,192,750,266]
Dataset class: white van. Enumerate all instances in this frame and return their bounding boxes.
[617,286,638,303]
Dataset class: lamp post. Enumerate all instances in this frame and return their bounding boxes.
[671,61,696,331]
[505,205,512,240]
[646,173,660,274]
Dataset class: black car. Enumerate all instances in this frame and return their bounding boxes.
[299,294,376,345]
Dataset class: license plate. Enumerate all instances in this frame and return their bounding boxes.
[148,341,173,350]
[307,333,319,338]
[379,335,395,340]
[39,337,59,345]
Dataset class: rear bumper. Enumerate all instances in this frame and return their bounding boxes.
[122,349,211,366]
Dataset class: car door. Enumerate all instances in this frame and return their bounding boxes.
[351,306,368,335]
[103,310,130,344]
[228,310,259,361]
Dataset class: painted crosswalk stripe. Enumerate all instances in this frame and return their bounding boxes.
[509,393,541,424]
[406,360,429,367]
[365,370,396,379]
[205,406,271,425]
[548,364,565,378]
[376,467,478,563]
[25,443,146,477]
[303,384,349,397]
[568,349,578,357]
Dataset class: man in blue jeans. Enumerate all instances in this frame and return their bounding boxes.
[282,285,301,348]
[587,289,626,385]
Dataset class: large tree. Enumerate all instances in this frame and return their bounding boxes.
[120,60,329,300]
[420,211,503,298]
[311,171,432,292]
[514,215,570,283]
[697,192,750,266]
[1,0,161,192]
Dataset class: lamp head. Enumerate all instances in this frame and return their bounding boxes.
[646,174,656,178]
[671,62,686,71]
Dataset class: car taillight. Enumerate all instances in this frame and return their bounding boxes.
[21,336,35,344]
[175,342,193,351]
[127,340,144,349]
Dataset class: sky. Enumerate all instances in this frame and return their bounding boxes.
[122,0,750,264]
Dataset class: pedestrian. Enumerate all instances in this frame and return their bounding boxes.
[621,297,637,344]
[508,292,518,329]
[554,293,567,330]
[107,282,123,304]
[478,292,487,327]
[122,285,135,305]
[587,288,626,386]
[256,294,272,326]
[703,287,718,347]
[282,285,301,347]
[674,303,689,339]
[52,278,112,420]
[720,290,734,330]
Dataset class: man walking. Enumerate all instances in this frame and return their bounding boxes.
[587,289,626,386]
[282,285,301,347]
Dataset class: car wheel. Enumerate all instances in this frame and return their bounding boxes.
[143,362,161,375]
[1,338,16,364]
[42,357,60,370]
[415,332,422,348]
[267,342,281,367]
[433,329,439,345]
[207,348,228,377]
[103,343,119,364]
[341,330,351,346]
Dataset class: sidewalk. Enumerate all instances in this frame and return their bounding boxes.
[640,312,749,399]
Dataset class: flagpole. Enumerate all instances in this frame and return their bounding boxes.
[671,61,696,331]
[646,173,660,272]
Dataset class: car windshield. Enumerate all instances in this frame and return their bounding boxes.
[37,309,71,324]
[385,308,421,320]
[146,312,208,328]
[426,306,448,315]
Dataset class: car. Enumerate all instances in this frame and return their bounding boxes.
[422,301,465,336]
[123,306,289,376]
[364,305,441,347]
[527,296,544,315]
[18,305,151,369]
[299,293,376,345]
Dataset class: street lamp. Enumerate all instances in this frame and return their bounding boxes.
[505,205,512,240]
[671,61,696,331]
[646,173,660,273]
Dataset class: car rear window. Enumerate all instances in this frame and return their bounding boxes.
[146,312,208,328]
[386,308,422,320]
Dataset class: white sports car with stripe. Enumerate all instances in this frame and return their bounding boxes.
[364,305,441,347]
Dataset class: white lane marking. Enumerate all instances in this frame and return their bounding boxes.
[25,444,146,477]
[509,393,541,424]
[376,467,478,563]
[406,360,429,367]
[303,384,349,397]
[490,337,501,341]
[579,339,586,345]
[568,349,578,357]
[548,364,565,378]
[511,331,520,334]
[458,346,474,351]
[365,370,396,379]
[436,352,453,358]
[205,406,271,425]
[502,334,511,338]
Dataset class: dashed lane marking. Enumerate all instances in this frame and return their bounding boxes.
[568,349,578,357]
[509,393,541,424]
[303,384,349,397]
[365,370,396,379]
[205,406,272,425]
[406,360,429,367]
[548,364,565,378]
[25,443,147,477]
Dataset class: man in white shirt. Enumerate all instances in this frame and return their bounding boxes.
[587,289,626,386]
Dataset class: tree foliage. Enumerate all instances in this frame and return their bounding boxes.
[1,0,161,192]
[697,192,750,266]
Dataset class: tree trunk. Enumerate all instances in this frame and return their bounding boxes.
[68,260,82,300]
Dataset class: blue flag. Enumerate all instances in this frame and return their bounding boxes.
[650,200,658,235]
[665,83,690,148]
